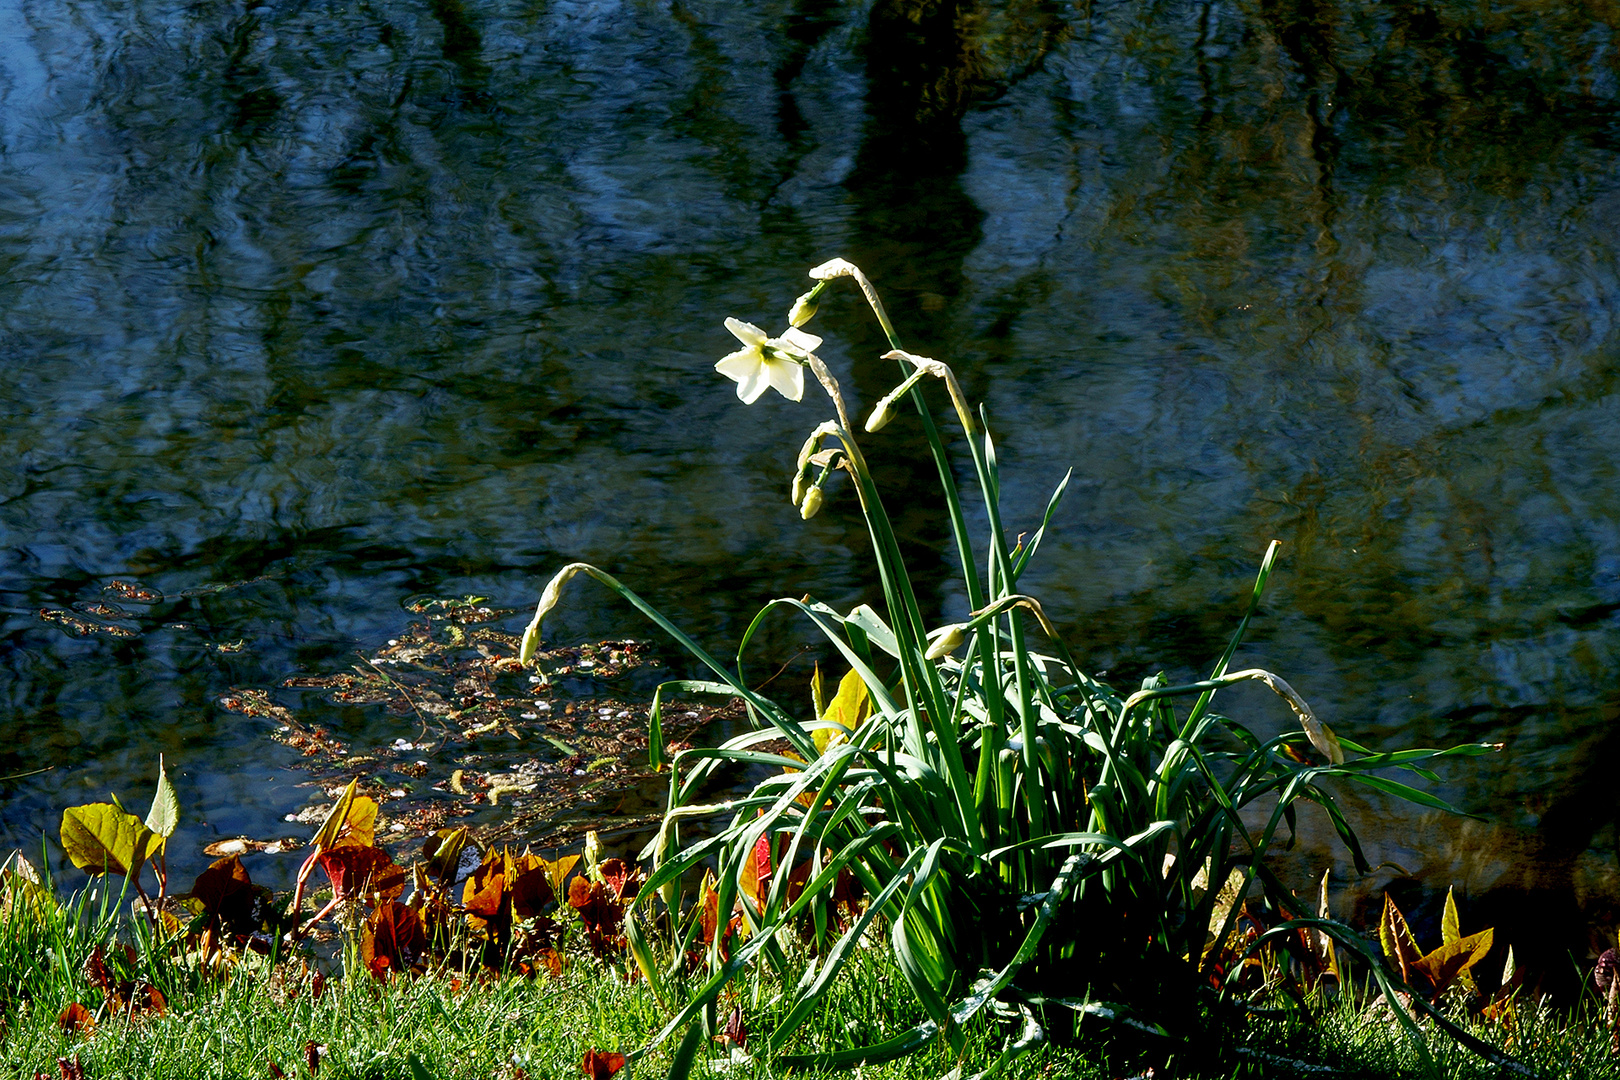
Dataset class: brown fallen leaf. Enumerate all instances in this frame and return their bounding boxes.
[716,1004,748,1049]
[304,1040,322,1075]
[57,1003,94,1036]
[580,1049,626,1080]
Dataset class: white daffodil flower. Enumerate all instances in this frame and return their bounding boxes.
[714,318,821,404]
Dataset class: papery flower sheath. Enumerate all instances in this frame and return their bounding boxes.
[714,318,821,403]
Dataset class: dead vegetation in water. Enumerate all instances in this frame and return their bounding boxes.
[216,601,726,860]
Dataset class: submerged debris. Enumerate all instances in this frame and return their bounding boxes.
[217,604,723,859]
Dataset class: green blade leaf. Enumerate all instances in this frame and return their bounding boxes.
[145,755,180,840]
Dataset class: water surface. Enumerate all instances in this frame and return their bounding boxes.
[0,0,1617,955]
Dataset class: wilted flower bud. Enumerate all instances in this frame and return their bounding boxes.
[519,623,542,667]
[788,292,819,328]
[864,395,897,433]
[799,486,824,520]
[923,623,969,660]
[520,563,586,665]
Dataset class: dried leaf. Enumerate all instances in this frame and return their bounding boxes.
[697,870,720,946]
[718,1004,748,1049]
[569,876,626,957]
[268,1062,286,1079]
[462,851,510,929]
[1379,894,1423,984]
[57,1003,94,1035]
[739,835,772,911]
[187,854,254,914]
[304,1040,322,1075]
[83,946,115,994]
[597,858,643,901]
[185,854,268,937]
[509,857,556,922]
[318,845,405,905]
[580,1048,626,1080]
[1412,928,1495,994]
[361,901,428,981]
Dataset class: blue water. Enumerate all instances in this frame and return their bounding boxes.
[0,1,1616,947]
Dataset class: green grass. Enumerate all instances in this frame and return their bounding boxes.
[6,882,1620,1080]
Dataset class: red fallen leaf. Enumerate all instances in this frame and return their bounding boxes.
[580,1048,626,1080]
[83,946,114,993]
[318,845,405,905]
[57,1058,87,1080]
[596,858,643,901]
[268,1062,287,1079]
[57,1003,94,1035]
[568,876,626,957]
[697,872,720,946]
[185,854,271,938]
[740,835,772,909]
[361,900,428,981]
[716,1004,748,1049]
[310,971,327,1000]
[304,1040,321,1075]
[188,854,255,913]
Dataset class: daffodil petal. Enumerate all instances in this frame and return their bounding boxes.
[765,358,804,402]
[715,350,768,402]
[716,349,760,379]
[725,318,768,348]
[778,327,822,354]
[735,365,771,403]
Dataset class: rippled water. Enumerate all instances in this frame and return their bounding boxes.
[1,0,1617,957]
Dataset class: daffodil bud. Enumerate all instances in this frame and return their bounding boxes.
[797,431,823,472]
[924,623,969,660]
[791,469,808,506]
[799,486,824,520]
[865,395,897,433]
[788,292,819,328]
[519,622,542,666]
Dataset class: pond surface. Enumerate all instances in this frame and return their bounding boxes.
[1,0,1618,950]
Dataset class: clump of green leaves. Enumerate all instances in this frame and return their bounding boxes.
[58,758,179,918]
[518,259,1512,1077]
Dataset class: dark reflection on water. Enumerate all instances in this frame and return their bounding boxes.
[0,0,1617,949]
